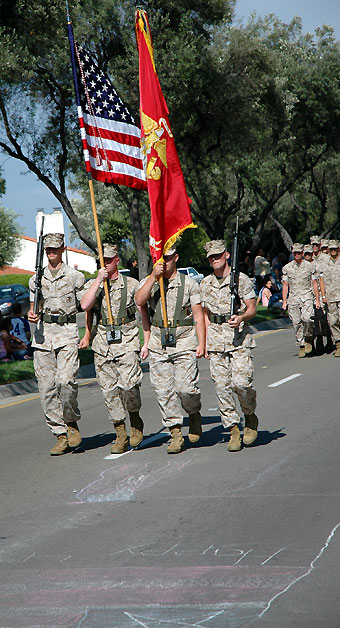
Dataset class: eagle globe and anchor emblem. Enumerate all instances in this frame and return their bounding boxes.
[141,111,173,181]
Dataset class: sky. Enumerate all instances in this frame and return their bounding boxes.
[1,0,340,245]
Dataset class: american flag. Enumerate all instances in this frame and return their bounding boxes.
[71,41,147,190]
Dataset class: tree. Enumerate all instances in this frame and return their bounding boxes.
[1,1,340,264]
[0,205,21,268]
[0,0,234,274]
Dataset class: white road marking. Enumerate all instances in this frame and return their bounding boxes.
[256,521,340,621]
[104,431,169,459]
[208,407,218,411]
[268,373,302,388]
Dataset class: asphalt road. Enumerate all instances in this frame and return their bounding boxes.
[1,327,340,628]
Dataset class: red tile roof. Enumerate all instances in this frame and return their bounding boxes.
[0,266,34,275]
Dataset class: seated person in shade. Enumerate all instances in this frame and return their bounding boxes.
[10,303,33,356]
[0,318,30,360]
[256,278,272,307]
[0,314,9,362]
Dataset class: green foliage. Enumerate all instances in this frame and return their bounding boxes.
[0,207,21,269]
[0,359,36,385]
[0,274,32,288]
[175,224,210,272]
[1,1,340,258]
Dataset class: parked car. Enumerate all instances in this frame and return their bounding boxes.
[178,267,204,284]
[0,284,30,318]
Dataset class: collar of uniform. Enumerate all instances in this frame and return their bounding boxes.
[108,273,125,289]
[210,272,230,287]
[44,262,66,281]
[166,271,181,287]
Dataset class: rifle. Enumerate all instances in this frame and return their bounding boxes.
[33,216,45,315]
[230,216,241,317]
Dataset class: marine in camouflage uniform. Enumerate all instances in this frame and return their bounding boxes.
[200,240,258,452]
[135,247,205,454]
[80,244,149,454]
[315,239,334,352]
[310,235,321,262]
[319,240,340,357]
[305,243,323,354]
[282,243,321,358]
[28,233,85,455]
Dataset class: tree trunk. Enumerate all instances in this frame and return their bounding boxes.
[129,190,149,279]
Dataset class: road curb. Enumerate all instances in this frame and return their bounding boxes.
[0,319,290,399]
[250,317,292,333]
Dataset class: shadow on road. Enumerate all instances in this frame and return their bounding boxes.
[72,431,114,453]
[252,427,286,447]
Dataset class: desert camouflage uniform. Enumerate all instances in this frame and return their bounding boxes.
[84,275,142,425]
[200,272,256,428]
[29,264,85,435]
[320,256,340,342]
[282,259,318,346]
[140,272,201,427]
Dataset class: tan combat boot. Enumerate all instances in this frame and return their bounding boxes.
[129,412,144,448]
[334,341,340,357]
[111,421,128,454]
[298,346,305,358]
[227,424,241,452]
[67,422,82,448]
[243,413,259,446]
[167,425,185,454]
[50,434,69,456]
[304,338,313,357]
[188,412,202,443]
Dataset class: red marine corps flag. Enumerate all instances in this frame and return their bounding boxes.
[135,9,195,264]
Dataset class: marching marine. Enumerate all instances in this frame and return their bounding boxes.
[200,240,258,452]
[28,233,85,455]
[304,244,323,354]
[135,246,205,454]
[319,240,340,357]
[310,235,321,261]
[314,238,334,353]
[282,243,320,358]
[80,244,149,454]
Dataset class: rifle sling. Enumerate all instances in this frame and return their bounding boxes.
[151,273,193,328]
[98,275,136,327]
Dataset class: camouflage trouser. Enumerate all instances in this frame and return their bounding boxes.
[94,351,142,425]
[288,301,314,345]
[34,345,80,436]
[208,347,256,428]
[149,350,201,427]
[326,302,340,342]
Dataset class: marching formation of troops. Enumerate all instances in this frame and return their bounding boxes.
[27,231,339,457]
[282,235,340,358]
[28,234,258,457]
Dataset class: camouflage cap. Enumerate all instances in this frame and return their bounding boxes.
[43,233,64,249]
[204,239,227,258]
[328,239,339,249]
[164,245,177,257]
[310,235,321,245]
[102,243,118,258]
[303,244,313,254]
[292,242,304,253]
[320,239,329,248]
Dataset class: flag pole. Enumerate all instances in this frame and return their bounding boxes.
[159,275,168,328]
[66,4,113,326]
[87,176,114,327]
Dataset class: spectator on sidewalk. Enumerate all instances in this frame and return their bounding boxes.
[254,248,271,294]
[257,279,273,307]
[10,303,33,356]
[0,318,30,360]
